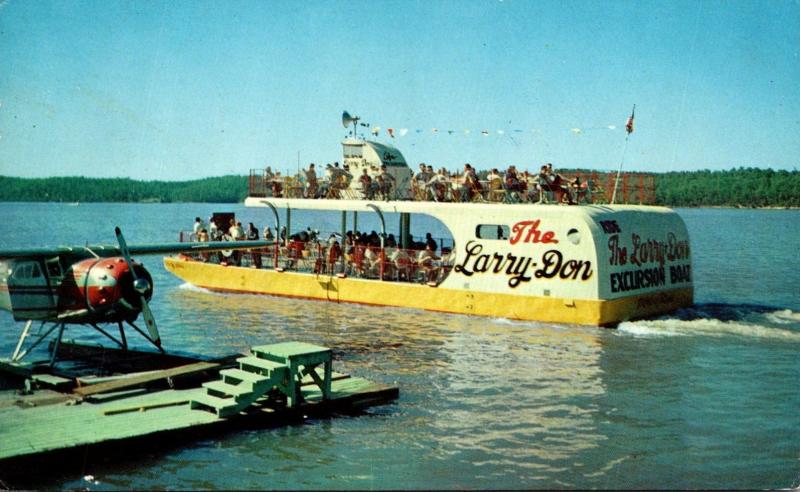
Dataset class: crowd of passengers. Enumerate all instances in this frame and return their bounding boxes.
[190,217,453,284]
[259,161,590,204]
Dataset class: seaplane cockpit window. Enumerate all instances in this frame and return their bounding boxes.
[475,224,509,240]
[11,261,43,281]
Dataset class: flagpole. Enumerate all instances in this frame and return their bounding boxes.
[610,135,629,205]
[611,104,636,205]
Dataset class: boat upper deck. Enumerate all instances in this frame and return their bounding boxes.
[248,168,657,205]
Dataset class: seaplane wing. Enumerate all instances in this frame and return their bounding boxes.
[0,239,273,260]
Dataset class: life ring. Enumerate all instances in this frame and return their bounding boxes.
[220,234,233,257]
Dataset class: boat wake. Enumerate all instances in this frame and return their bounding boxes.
[177,282,214,294]
[617,303,800,341]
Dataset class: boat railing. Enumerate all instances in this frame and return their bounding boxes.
[249,169,656,204]
[177,233,455,286]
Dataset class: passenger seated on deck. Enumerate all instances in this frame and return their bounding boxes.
[271,173,284,198]
[304,164,318,198]
[193,217,205,236]
[427,168,447,201]
[231,221,246,240]
[287,238,305,269]
[229,221,246,266]
[504,165,525,194]
[197,228,210,261]
[377,165,395,200]
[246,222,262,268]
[417,244,439,283]
[327,240,342,273]
[363,246,378,276]
[359,169,374,199]
[390,248,412,281]
[208,217,220,240]
[534,164,556,203]
[459,164,481,202]
[437,247,455,283]
[567,177,582,205]
[425,233,437,253]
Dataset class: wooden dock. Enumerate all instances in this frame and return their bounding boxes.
[0,341,398,475]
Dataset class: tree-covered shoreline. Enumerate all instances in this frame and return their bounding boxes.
[1,168,797,208]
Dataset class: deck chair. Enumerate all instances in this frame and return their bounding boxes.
[326,175,350,199]
[488,178,505,202]
[411,181,427,201]
[305,180,319,199]
[468,179,486,203]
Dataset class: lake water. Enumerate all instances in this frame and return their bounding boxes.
[0,203,798,489]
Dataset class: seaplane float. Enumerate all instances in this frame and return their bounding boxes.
[164,112,693,327]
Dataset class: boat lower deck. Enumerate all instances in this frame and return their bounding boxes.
[164,256,694,326]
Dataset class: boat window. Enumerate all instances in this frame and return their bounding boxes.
[343,144,363,159]
[475,224,509,240]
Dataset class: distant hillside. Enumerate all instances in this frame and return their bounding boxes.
[0,168,797,207]
[654,168,800,208]
[0,175,248,203]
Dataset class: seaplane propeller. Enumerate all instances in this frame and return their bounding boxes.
[114,226,160,348]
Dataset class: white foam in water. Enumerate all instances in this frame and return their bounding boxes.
[766,309,800,325]
[177,282,214,294]
[617,321,686,338]
[618,312,800,342]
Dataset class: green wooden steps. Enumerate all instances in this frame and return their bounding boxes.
[190,354,289,418]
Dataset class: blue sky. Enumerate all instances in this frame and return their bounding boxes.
[1,0,798,180]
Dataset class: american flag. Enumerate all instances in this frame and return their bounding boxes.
[625,105,636,134]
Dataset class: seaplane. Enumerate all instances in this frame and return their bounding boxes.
[0,227,270,366]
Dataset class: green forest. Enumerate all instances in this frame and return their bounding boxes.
[0,168,797,207]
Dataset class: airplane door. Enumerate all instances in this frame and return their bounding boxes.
[7,260,57,321]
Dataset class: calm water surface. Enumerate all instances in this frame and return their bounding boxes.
[0,203,798,489]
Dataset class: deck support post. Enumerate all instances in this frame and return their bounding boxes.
[366,204,385,281]
[285,206,291,246]
[259,200,281,269]
[400,213,411,250]
[340,210,347,273]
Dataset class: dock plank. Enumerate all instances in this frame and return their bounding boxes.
[73,361,220,397]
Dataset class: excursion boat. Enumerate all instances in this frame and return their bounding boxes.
[164,123,693,327]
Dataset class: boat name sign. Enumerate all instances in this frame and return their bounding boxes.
[454,219,593,289]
